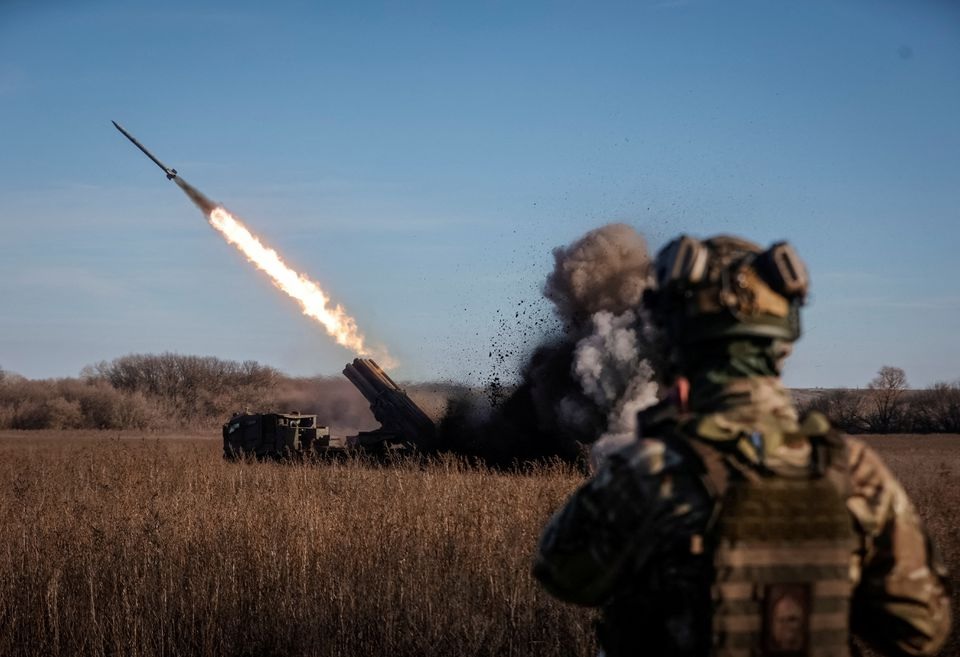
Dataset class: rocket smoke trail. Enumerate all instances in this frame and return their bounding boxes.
[173,177,217,215]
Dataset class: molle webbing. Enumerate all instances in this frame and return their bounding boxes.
[712,476,857,657]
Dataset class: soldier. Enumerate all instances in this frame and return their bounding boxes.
[533,235,951,657]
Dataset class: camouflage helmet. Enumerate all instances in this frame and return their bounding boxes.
[647,234,808,344]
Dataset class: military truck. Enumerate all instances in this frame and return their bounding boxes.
[222,412,329,460]
[222,358,436,460]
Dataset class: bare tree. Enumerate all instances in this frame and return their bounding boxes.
[912,382,960,433]
[866,366,908,433]
[801,389,867,433]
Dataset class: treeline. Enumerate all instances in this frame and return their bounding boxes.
[0,354,380,432]
[798,366,960,434]
[1,358,957,435]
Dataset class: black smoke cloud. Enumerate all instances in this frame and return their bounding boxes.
[439,224,662,465]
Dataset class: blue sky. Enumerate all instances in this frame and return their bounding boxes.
[1,0,958,388]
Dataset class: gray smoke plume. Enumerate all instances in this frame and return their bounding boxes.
[574,309,661,469]
[544,223,654,326]
[440,223,663,465]
[574,310,659,427]
[552,225,661,454]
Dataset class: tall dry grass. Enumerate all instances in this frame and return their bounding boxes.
[847,435,959,657]
[0,431,955,656]
[0,431,593,657]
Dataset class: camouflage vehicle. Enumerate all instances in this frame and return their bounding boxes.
[222,412,329,460]
[222,358,436,460]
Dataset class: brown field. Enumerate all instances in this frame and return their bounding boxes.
[0,431,956,657]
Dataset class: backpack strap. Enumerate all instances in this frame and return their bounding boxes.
[795,411,852,498]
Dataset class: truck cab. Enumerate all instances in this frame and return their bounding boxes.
[222,412,329,460]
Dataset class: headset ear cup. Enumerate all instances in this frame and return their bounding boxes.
[656,235,708,289]
[651,234,806,345]
[693,250,708,283]
[756,242,808,300]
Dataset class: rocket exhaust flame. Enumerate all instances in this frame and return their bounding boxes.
[204,203,389,364]
[191,189,389,362]
[113,121,393,366]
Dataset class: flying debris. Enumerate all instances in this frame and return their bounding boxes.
[111,120,179,180]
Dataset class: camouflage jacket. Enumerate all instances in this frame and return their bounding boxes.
[533,377,951,657]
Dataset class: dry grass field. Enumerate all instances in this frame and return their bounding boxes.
[851,435,960,657]
[0,431,956,657]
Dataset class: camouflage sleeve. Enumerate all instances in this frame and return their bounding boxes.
[845,438,952,657]
[532,438,708,607]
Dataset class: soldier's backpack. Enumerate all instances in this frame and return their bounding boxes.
[692,417,859,657]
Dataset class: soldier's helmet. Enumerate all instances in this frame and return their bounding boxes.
[647,234,809,345]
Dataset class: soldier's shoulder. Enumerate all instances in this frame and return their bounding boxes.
[793,412,890,483]
[607,436,703,484]
[587,399,685,473]
[841,436,902,499]
[636,398,682,439]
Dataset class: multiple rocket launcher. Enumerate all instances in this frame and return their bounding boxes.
[223,358,437,458]
[113,122,434,455]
